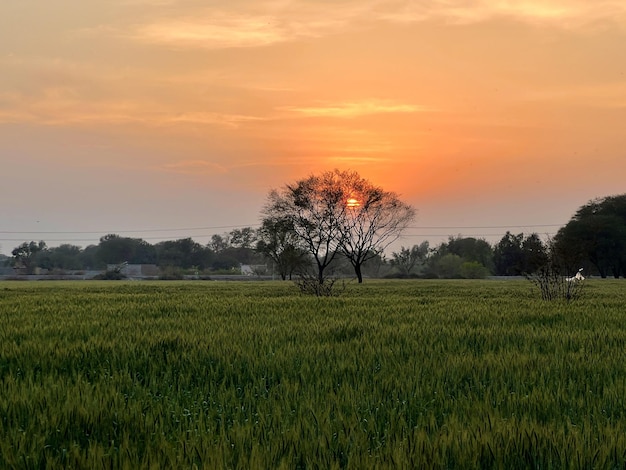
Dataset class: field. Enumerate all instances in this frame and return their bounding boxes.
[1,279,625,468]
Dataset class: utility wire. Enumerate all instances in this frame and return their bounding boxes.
[406,224,563,229]
[0,224,258,235]
[0,223,566,248]
[0,223,565,235]
[400,233,558,238]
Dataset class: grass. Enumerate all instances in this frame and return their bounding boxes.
[0,279,625,468]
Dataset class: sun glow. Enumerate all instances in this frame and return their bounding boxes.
[346,198,360,208]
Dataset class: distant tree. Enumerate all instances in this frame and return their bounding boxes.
[155,238,212,270]
[493,232,525,275]
[521,233,549,274]
[435,253,464,278]
[34,249,54,271]
[229,227,257,249]
[11,241,47,274]
[46,244,84,270]
[391,242,429,276]
[79,245,102,270]
[256,217,309,280]
[445,236,494,273]
[493,232,548,276]
[97,234,156,265]
[361,251,389,279]
[553,194,626,278]
[221,246,261,269]
[210,248,240,271]
[208,234,230,253]
[205,245,260,271]
[428,236,492,278]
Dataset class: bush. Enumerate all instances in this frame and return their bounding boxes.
[526,263,585,301]
[93,271,126,280]
[294,273,347,296]
[159,266,184,280]
[435,254,464,278]
[460,261,489,279]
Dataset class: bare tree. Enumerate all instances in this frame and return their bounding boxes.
[338,171,416,282]
[526,262,585,301]
[262,169,416,286]
[262,172,348,285]
[524,236,586,301]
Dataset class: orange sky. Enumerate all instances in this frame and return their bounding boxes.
[1,1,625,254]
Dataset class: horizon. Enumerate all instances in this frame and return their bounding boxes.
[0,217,586,258]
[2,1,625,256]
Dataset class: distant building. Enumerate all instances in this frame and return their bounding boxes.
[240,264,267,276]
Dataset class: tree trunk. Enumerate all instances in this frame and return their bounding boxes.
[318,263,325,285]
[354,263,363,283]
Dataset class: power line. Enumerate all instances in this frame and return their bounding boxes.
[0,234,221,243]
[401,233,558,238]
[0,224,565,244]
[406,224,564,230]
[0,222,564,235]
[0,224,260,235]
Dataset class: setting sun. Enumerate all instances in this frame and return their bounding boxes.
[346,198,360,208]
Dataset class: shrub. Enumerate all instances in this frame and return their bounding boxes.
[526,263,585,301]
[460,261,489,279]
[293,273,347,296]
[158,266,184,280]
[92,270,126,280]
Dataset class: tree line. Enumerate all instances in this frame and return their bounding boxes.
[4,230,264,277]
[3,171,625,281]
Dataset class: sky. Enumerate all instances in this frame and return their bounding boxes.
[1,0,625,255]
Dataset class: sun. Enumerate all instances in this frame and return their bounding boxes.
[346,198,360,208]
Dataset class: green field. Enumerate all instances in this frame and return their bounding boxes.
[1,279,625,468]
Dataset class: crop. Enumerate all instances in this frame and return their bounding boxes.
[1,279,625,468]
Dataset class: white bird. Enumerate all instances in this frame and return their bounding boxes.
[566,268,585,282]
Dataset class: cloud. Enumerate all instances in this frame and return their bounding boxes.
[128,2,368,49]
[163,112,267,128]
[0,85,266,129]
[0,55,269,128]
[0,87,146,126]
[160,160,228,175]
[133,13,287,49]
[126,1,626,50]
[118,0,178,4]
[282,100,430,118]
[0,100,265,129]
[326,155,393,164]
[380,0,626,27]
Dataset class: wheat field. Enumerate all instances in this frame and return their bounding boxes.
[1,279,625,468]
